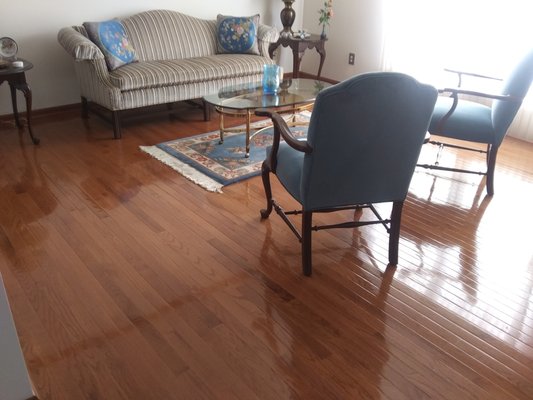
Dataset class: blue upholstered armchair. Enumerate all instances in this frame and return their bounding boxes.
[420,48,533,195]
[256,72,438,276]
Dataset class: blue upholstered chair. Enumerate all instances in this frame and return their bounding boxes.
[419,48,533,195]
[256,72,438,276]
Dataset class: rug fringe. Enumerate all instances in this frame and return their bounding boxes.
[139,146,224,193]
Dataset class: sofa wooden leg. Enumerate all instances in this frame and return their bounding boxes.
[81,97,89,119]
[202,99,211,121]
[112,111,121,139]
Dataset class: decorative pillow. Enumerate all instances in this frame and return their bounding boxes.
[216,14,260,55]
[83,19,137,70]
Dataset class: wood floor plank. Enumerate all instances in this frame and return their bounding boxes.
[1,105,533,399]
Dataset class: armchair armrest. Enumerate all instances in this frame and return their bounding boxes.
[255,109,312,152]
[439,87,521,102]
[435,87,522,133]
[57,26,104,60]
[255,108,312,172]
[444,67,502,88]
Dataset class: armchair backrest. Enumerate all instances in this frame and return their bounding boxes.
[492,48,533,143]
[301,72,437,210]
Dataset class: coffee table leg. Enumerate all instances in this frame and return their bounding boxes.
[245,110,251,158]
[219,112,224,144]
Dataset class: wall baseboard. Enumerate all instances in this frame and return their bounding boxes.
[294,72,338,85]
[0,103,81,122]
[283,71,339,85]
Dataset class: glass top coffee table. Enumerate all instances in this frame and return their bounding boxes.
[203,78,332,157]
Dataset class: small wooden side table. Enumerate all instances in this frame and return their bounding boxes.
[0,58,39,144]
[269,34,327,79]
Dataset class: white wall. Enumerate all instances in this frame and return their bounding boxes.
[300,0,384,81]
[0,0,302,116]
[3,0,384,117]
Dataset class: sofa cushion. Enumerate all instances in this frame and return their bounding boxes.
[83,20,137,70]
[216,14,260,55]
[108,54,273,91]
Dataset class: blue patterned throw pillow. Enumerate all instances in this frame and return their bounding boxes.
[216,14,260,55]
[83,19,137,70]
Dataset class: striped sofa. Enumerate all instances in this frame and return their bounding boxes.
[58,9,279,138]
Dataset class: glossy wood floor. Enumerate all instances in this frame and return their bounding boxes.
[1,104,533,400]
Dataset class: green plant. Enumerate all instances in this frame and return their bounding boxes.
[318,0,333,27]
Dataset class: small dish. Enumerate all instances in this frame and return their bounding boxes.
[0,37,18,59]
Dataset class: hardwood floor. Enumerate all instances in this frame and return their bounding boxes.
[1,104,533,399]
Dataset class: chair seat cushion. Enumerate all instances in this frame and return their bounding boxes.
[429,96,495,144]
[108,54,272,91]
[274,142,305,202]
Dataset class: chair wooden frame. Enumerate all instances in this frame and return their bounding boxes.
[257,110,403,276]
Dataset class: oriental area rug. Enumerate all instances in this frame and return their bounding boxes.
[140,112,310,193]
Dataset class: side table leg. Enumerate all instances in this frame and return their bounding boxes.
[293,49,304,79]
[17,83,40,145]
[316,45,326,79]
[9,83,22,128]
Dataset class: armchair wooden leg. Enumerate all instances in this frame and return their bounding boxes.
[388,201,403,266]
[486,144,498,196]
[302,211,313,276]
[260,160,274,219]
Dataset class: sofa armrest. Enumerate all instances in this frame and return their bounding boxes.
[257,24,280,59]
[58,26,104,60]
[58,26,122,109]
[258,24,280,43]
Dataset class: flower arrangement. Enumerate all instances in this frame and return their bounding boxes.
[318,0,333,38]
